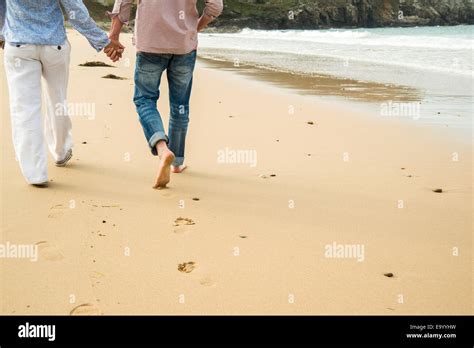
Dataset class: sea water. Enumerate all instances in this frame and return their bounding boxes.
[199,25,473,128]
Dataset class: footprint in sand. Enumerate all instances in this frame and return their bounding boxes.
[174,217,195,226]
[198,277,216,288]
[36,241,64,261]
[178,261,197,273]
[173,217,195,234]
[48,204,66,218]
[178,262,216,287]
[159,190,175,199]
[69,303,102,315]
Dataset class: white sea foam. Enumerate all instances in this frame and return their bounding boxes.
[199,26,474,78]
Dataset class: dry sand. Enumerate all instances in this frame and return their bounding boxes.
[0,32,472,315]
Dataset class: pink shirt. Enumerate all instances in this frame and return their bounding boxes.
[110,0,223,54]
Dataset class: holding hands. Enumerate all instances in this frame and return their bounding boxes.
[104,37,125,62]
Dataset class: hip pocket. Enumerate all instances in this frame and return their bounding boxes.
[46,40,70,53]
[136,52,167,73]
[7,43,31,49]
[4,43,35,58]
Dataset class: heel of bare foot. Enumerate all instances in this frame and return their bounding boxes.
[171,164,187,173]
[154,149,175,189]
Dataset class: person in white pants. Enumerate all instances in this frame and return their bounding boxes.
[0,0,124,186]
[4,42,73,185]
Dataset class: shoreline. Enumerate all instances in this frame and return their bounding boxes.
[1,32,471,315]
[198,56,472,139]
[198,56,422,102]
[198,25,473,131]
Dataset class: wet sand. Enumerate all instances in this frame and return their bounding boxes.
[199,57,422,103]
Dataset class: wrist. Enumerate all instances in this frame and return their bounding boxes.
[108,33,120,41]
[104,38,112,48]
[198,14,213,31]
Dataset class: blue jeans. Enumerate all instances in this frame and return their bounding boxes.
[134,50,197,166]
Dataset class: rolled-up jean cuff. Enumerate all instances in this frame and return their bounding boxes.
[173,157,185,167]
[149,132,168,156]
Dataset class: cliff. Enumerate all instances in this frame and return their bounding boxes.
[85,0,474,30]
[214,0,474,29]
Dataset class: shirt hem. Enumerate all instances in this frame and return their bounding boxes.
[136,44,198,55]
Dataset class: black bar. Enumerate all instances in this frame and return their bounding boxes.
[0,316,472,346]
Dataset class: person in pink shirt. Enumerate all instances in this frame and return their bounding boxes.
[108,0,224,189]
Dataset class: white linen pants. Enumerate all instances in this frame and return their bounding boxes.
[4,41,73,184]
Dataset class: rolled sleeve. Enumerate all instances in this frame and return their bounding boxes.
[107,0,133,25]
[60,0,110,51]
[204,0,224,19]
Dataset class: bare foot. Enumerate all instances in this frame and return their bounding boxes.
[153,149,175,189]
[171,164,187,173]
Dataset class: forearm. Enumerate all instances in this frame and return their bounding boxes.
[109,16,124,40]
[197,14,214,32]
[107,0,132,39]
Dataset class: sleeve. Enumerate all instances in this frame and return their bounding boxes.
[203,0,224,19]
[0,0,6,41]
[107,0,133,25]
[59,0,110,51]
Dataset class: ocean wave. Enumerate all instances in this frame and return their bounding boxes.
[199,47,473,79]
[209,28,474,50]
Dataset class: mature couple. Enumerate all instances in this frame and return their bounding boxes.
[0,0,223,188]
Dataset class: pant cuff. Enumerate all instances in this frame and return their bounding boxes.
[173,157,185,167]
[149,132,169,156]
[27,176,49,185]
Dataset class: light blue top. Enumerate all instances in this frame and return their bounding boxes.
[0,0,110,51]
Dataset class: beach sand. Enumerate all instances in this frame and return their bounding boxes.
[0,32,471,315]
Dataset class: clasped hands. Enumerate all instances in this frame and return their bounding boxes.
[104,37,125,63]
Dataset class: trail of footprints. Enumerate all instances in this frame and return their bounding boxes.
[174,208,216,287]
[40,200,123,315]
[38,163,431,313]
